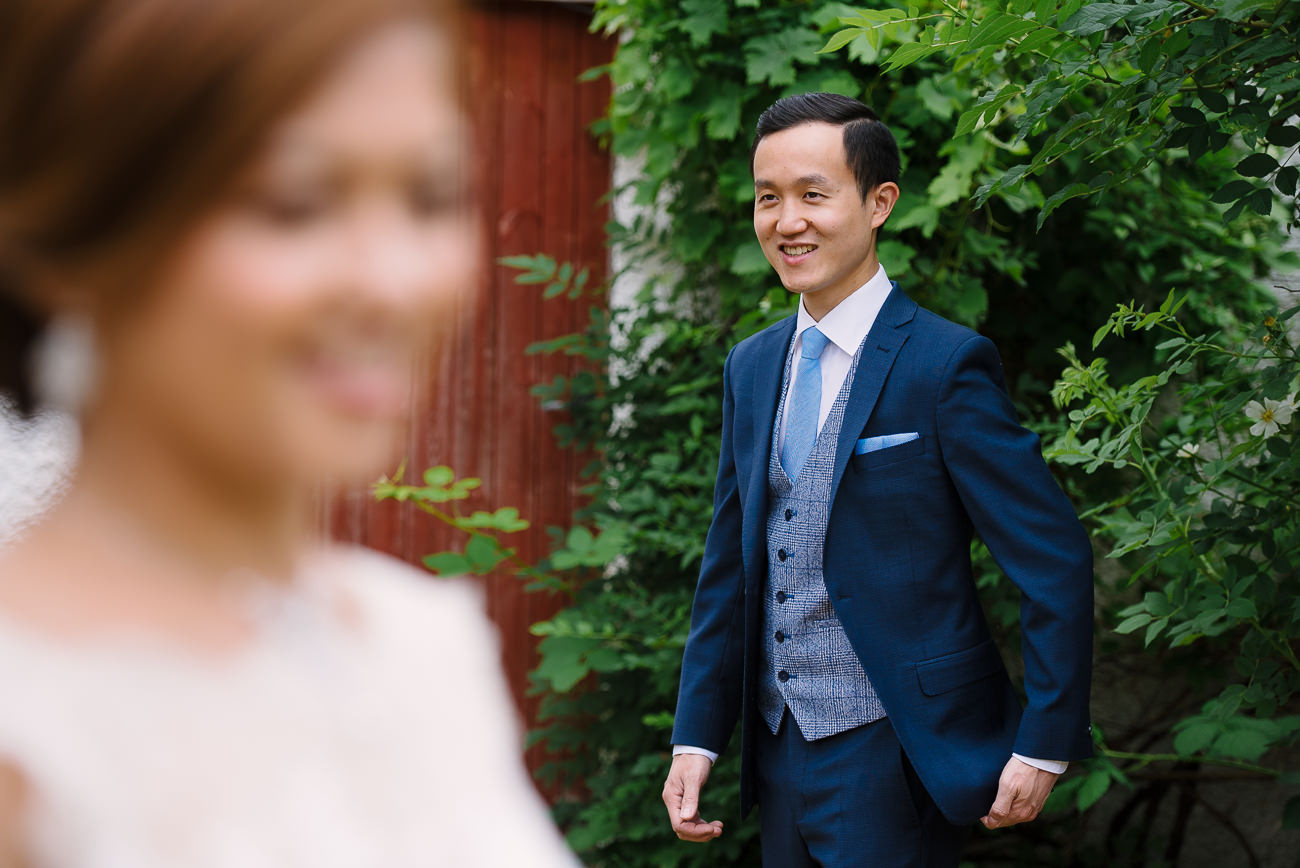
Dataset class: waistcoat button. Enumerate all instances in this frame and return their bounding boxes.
[775,591,787,603]
[775,631,785,642]
[777,548,787,561]
[777,670,790,682]
[784,508,794,521]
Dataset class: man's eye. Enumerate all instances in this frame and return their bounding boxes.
[805,191,824,199]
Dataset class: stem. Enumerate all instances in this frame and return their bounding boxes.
[1176,0,1216,18]
[1248,618,1300,673]
[1221,468,1300,506]
[1103,748,1281,777]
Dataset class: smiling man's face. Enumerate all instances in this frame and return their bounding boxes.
[752,121,897,319]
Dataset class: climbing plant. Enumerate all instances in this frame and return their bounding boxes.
[393,0,1297,864]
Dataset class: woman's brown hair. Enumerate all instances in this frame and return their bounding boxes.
[0,0,443,413]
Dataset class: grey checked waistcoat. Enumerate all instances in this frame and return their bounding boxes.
[757,336,887,739]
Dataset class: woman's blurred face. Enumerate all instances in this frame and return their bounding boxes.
[91,20,474,489]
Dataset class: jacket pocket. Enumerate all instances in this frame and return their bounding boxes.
[851,434,926,472]
[915,639,1005,696]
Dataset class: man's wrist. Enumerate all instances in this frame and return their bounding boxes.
[672,745,718,765]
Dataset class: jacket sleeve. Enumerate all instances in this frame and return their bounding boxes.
[670,347,748,755]
[936,334,1094,761]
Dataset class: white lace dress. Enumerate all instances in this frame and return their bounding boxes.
[0,547,578,867]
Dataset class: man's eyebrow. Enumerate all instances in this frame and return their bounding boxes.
[753,173,834,188]
[797,173,832,187]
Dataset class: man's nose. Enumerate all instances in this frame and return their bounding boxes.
[775,202,807,236]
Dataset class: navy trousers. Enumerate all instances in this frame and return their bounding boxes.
[756,713,969,867]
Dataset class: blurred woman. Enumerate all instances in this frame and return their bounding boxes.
[0,1,576,864]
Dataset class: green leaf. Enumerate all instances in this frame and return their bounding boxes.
[1115,613,1153,634]
[498,254,555,284]
[1173,721,1217,755]
[1138,33,1163,73]
[1277,166,1299,198]
[1213,727,1271,762]
[704,85,745,141]
[457,507,530,533]
[916,78,955,121]
[883,41,940,71]
[1211,179,1255,203]
[1225,598,1258,620]
[423,465,454,486]
[1170,106,1206,125]
[1218,0,1272,21]
[534,636,594,693]
[1236,153,1279,177]
[744,29,823,86]
[1077,769,1111,811]
[1198,88,1230,113]
[466,534,509,573]
[679,0,729,47]
[1038,182,1092,230]
[955,85,1020,137]
[818,27,864,55]
[422,552,473,575]
[967,12,1040,51]
[1267,124,1300,148]
[730,240,771,275]
[1016,27,1058,55]
[1062,3,1139,36]
[1245,187,1273,216]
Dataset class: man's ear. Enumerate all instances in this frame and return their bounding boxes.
[868,182,900,229]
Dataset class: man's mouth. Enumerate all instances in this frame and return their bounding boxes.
[780,244,816,256]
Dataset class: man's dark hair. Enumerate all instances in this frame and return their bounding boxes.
[751,92,900,200]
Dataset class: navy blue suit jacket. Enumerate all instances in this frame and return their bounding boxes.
[670,284,1094,824]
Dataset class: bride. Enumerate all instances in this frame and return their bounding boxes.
[0,0,576,865]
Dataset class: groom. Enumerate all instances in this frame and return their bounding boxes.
[662,93,1095,866]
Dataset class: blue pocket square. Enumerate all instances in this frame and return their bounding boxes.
[855,432,920,454]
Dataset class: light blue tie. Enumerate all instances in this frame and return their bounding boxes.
[781,326,831,481]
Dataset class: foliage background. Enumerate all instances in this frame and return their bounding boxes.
[411,0,1299,864]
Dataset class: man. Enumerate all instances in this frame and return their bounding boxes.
[662,92,1094,866]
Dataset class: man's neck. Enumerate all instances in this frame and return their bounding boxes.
[800,258,881,321]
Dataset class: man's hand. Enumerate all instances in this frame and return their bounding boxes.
[663,753,724,842]
[980,757,1059,830]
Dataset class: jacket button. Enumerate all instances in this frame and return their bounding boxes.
[775,591,787,603]
[775,631,785,643]
[777,670,790,682]
[777,548,787,561]
[784,509,794,521]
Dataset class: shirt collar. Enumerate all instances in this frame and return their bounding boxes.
[794,264,892,355]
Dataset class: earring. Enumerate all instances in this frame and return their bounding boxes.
[30,314,98,414]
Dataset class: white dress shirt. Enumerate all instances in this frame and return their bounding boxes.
[675,266,1067,776]
[776,264,894,454]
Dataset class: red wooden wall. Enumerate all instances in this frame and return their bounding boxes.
[322,0,610,774]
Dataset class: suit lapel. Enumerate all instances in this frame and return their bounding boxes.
[829,284,917,500]
[740,316,795,587]
[750,317,795,488]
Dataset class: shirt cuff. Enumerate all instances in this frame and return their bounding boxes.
[1012,753,1068,775]
[672,745,718,765]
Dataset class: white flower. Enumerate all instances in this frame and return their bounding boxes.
[1176,442,1201,459]
[1244,398,1294,438]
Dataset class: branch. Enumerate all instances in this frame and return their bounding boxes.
[1126,769,1277,782]
[1104,748,1283,777]
[1194,791,1264,868]
[1177,0,1217,17]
